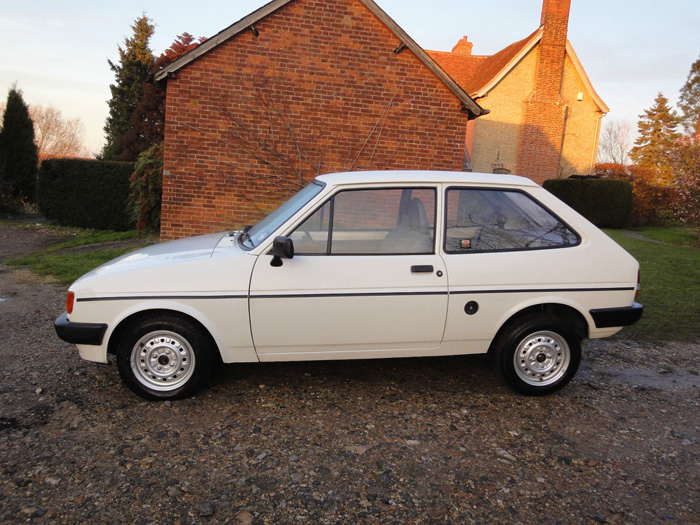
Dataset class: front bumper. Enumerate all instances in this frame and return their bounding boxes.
[54,312,108,346]
[590,302,644,329]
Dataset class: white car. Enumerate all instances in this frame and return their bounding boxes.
[55,171,642,400]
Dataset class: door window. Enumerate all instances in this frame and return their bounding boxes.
[291,188,436,255]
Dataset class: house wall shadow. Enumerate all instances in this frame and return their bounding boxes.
[469,119,594,181]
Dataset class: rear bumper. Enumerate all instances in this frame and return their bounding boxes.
[590,302,644,329]
[54,312,108,346]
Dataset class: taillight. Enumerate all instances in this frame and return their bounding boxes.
[635,271,641,300]
[66,292,75,314]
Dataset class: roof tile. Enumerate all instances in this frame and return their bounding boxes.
[429,28,540,96]
[426,50,488,89]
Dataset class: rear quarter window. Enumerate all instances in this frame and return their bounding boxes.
[444,188,580,253]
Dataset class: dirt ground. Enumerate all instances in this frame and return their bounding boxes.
[0,222,699,524]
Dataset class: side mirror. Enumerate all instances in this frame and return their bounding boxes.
[270,236,294,266]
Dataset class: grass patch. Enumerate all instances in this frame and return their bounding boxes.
[632,225,699,247]
[606,229,700,343]
[31,224,142,247]
[12,249,135,284]
[8,227,154,285]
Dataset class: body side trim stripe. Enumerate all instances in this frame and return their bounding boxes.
[76,295,247,302]
[250,287,633,299]
[251,291,447,299]
[76,286,634,303]
[449,287,635,295]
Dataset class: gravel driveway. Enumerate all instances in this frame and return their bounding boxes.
[1,222,699,524]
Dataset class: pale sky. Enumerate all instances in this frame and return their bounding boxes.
[1,0,699,155]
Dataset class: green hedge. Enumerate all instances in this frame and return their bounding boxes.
[543,177,632,229]
[38,159,135,231]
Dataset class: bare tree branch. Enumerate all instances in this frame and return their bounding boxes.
[29,104,91,160]
[350,82,403,171]
[182,72,409,196]
[597,119,633,165]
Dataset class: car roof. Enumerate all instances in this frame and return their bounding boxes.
[314,170,539,188]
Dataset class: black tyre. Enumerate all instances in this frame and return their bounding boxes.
[495,315,581,395]
[116,315,216,400]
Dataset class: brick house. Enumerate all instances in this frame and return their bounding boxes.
[154,0,486,240]
[428,0,608,182]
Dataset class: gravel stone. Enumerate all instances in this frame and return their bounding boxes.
[495,447,517,462]
[167,486,185,498]
[198,502,215,516]
[345,445,371,455]
[235,510,254,524]
[1,222,700,523]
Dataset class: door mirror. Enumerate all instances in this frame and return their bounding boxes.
[270,236,294,266]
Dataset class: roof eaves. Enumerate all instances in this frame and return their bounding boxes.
[472,27,543,98]
[565,41,609,113]
[154,0,294,82]
[357,0,487,119]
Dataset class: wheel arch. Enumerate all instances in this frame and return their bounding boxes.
[107,308,222,364]
[487,303,588,356]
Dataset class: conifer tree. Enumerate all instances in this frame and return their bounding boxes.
[0,86,39,202]
[629,92,680,184]
[118,33,203,161]
[102,14,155,160]
[675,55,700,224]
[679,54,700,145]
[671,139,700,225]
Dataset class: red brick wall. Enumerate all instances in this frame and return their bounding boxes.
[161,0,470,240]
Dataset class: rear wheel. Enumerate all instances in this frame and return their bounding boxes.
[116,315,215,400]
[495,315,581,395]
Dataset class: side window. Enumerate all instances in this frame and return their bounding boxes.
[444,188,579,253]
[291,188,436,255]
[289,201,331,254]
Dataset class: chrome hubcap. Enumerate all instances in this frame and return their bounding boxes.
[514,331,570,386]
[130,330,195,391]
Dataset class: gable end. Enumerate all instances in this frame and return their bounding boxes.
[155,0,485,118]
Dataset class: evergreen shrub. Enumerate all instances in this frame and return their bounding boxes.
[38,159,135,230]
[543,177,632,229]
[129,143,163,233]
[595,163,677,226]
[0,87,39,203]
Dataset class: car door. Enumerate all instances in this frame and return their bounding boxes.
[249,187,448,360]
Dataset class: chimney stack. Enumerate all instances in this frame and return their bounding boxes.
[537,0,571,98]
[540,0,571,48]
[516,0,572,183]
[452,36,473,56]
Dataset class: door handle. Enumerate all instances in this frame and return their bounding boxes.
[411,265,434,273]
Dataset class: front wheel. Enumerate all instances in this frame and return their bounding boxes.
[495,316,581,395]
[116,315,216,400]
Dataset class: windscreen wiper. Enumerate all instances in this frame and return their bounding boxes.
[230,225,253,245]
[239,225,253,246]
